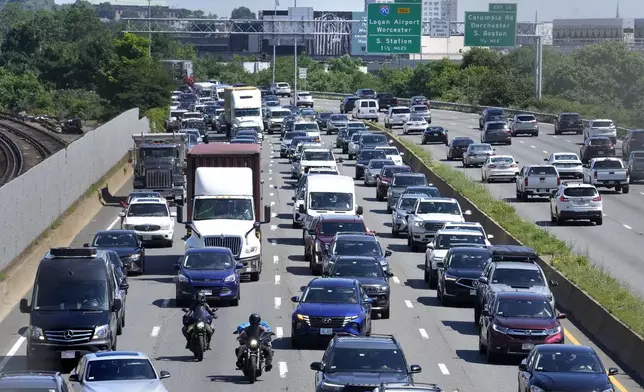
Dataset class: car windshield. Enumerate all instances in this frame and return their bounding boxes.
[492,268,544,286]
[284,131,307,141]
[393,175,426,187]
[291,138,314,147]
[320,221,365,235]
[497,299,553,318]
[183,252,234,270]
[333,261,384,277]
[561,114,581,121]
[301,109,316,116]
[470,145,492,152]
[563,187,598,197]
[302,286,359,304]
[534,351,603,373]
[128,192,160,202]
[360,150,387,160]
[327,347,407,373]
[410,115,425,122]
[631,132,644,141]
[360,89,376,95]
[309,192,353,211]
[272,110,291,118]
[361,135,388,144]
[589,138,611,146]
[490,157,515,164]
[453,139,474,146]
[528,167,558,176]
[34,281,108,311]
[85,358,157,381]
[183,113,202,119]
[334,240,381,256]
[187,134,199,144]
[449,251,489,269]
[417,201,460,214]
[294,123,319,131]
[348,123,366,129]
[487,109,504,116]
[304,151,333,161]
[369,160,391,169]
[592,121,613,127]
[193,198,253,221]
[487,123,508,130]
[391,108,410,114]
[330,114,348,121]
[140,147,175,159]
[383,166,411,177]
[593,160,622,169]
[517,115,536,121]
[554,154,579,161]
[404,187,441,197]
[633,158,644,169]
[234,108,261,117]
[127,203,168,217]
[412,106,428,112]
[436,234,485,249]
[398,197,422,209]
[231,139,255,144]
[93,233,138,247]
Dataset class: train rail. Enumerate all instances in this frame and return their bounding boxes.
[0,132,23,185]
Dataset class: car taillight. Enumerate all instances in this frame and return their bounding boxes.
[592,195,601,202]
[510,164,518,168]
[594,171,598,179]
[524,177,528,186]
[488,164,497,168]
[559,196,569,202]
[557,177,560,185]
[531,120,537,123]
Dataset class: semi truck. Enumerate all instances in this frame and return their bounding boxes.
[223,86,263,138]
[177,143,270,281]
[130,133,187,204]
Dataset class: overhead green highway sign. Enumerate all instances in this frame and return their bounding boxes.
[367,3,422,54]
[488,3,517,12]
[464,11,517,47]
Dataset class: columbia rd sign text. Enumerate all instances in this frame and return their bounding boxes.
[367,3,422,54]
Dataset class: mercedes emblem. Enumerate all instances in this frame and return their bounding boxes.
[63,330,74,340]
[322,318,332,324]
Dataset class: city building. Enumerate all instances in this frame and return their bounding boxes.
[441,0,457,21]
[422,0,442,22]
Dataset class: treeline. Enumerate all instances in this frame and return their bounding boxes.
[196,42,644,127]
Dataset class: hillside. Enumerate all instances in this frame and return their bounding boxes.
[0,0,56,11]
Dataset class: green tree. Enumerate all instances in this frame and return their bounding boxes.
[231,6,256,19]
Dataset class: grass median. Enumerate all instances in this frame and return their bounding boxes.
[367,121,644,338]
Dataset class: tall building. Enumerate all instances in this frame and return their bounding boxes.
[422,0,442,22]
[441,0,457,21]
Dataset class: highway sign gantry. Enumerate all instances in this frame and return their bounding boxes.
[464,10,517,47]
[367,3,422,54]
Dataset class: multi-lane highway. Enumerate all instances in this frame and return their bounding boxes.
[315,98,644,298]
[0,103,640,392]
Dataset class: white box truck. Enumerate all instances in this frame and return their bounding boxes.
[223,86,263,137]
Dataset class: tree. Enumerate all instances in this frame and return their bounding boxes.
[231,6,256,20]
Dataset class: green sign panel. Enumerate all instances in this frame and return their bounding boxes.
[488,3,517,12]
[367,3,422,54]
[395,0,421,2]
[464,11,517,47]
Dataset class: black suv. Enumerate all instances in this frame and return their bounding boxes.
[479,108,506,129]
[0,371,71,391]
[622,129,644,158]
[310,334,421,392]
[554,112,583,135]
[340,96,360,113]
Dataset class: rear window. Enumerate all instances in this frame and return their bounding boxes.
[330,114,348,121]
[361,134,387,144]
[453,138,474,146]
[487,123,508,130]
[369,160,392,169]
[487,109,504,115]
[294,123,319,131]
[346,97,358,103]
[630,132,644,141]
[517,115,536,121]
[360,89,376,95]
[412,106,429,112]
[589,138,611,146]
[563,187,598,197]
[299,92,312,97]
[383,166,412,177]
[393,175,427,186]
[593,160,623,169]
[528,166,558,176]
[392,108,411,114]
[348,123,366,129]
[561,114,581,121]
[554,154,579,161]
[490,157,514,164]
[410,115,425,122]
[592,121,613,127]
[277,83,289,87]
[378,93,394,98]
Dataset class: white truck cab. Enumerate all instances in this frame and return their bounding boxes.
[299,175,363,233]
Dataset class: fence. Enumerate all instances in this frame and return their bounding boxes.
[0,109,149,270]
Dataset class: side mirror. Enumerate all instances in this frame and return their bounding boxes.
[556,313,567,319]
[478,276,488,284]
[385,250,392,257]
[399,152,404,156]
[464,210,472,215]
[426,243,434,250]
[19,298,30,313]
[119,282,129,291]
[264,205,272,223]
[170,211,177,218]
[356,206,364,215]
[364,297,373,304]
[83,243,91,247]
[518,363,528,372]
[112,298,123,312]
[481,309,490,316]
[310,361,323,371]
[487,234,494,239]
[68,374,80,382]
[253,221,261,230]
[173,263,181,270]
[409,364,422,374]
[118,211,125,218]
[290,296,300,303]
[550,280,559,286]
[236,263,245,270]
[386,271,394,277]
[159,370,171,379]
[608,367,619,376]
[292,196,296,201]
[543,158,548,162]
[299,205,305,213]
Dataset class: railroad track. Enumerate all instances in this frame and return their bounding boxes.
[0,118,66,157]
[0,132,23,185]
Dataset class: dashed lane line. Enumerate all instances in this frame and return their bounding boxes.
[275,275,281,284]
[270,193,274,197]
[107,216,121,230]
[273,256,279,264]
[0,336,26,371]
[274,297,282,309]
[150,326,160,337]
[438,363,450,375]
[271,225,277,231]
[270,201,276,206]
[542,150,548,154]
[275,327,284,338]
[418,328,429,339]
[279,362,288,378]
[624,224,633,230]
[404,300,413,308]
[392,276,400,284]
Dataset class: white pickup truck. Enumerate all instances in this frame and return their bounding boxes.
[583,157,630,193]
[515,164,560,201]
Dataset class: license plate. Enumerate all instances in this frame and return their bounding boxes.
[245,267,253,272]
[320,328,333,335]
[469,289,476,296]
[61,351,76,359]
[369,110,375,113]
[142,235,152,240]
[432,133,439,136]
[598,151,604,155]
[499,165,508,169]
[200,289,212,296]
[522,343,534,350]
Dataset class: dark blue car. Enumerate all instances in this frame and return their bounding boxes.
[174,247,244,306]
[87,230,145,274]
[230,138,257,144]
[290,278,372,348]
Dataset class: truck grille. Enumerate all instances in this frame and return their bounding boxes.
[203,236,242,257]
[146,170,172,188]
[362,285,380,293]
[424,222,444,231]
[343,386,378,392]
[456,278,477,288]
[45,328,93,343]
[134,225,160,232]
[309,316,346,328]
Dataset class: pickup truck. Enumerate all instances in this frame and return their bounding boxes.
[377,93,398,111]
[515,164,560,201]
[583,157,630,193]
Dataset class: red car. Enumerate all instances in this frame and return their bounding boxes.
[376,165,412,201]
[303,214,370,275]
[479,291,565,362]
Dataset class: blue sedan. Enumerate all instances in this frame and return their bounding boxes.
[174,247,244,306]
[290,277,372,348]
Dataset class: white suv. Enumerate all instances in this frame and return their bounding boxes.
[120,197,176,247]
[271,82,292,97]
[291,91,314,107]
[549,182,603,225]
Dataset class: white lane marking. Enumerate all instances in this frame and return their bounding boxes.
[269,163,273,167]
[151,326,160,337]
[519,140,525,144]
[270,184,274,188]
[279,362,288,378]
[271,212,277,218]
[161,298,169,308]
[107,216,120,230]
[273,255,279,264]
[419,328,429,339]
[276,327,284,338]
[269,169,273,174]
[271,225,277,231]
[270,160,274,163]
[531,145,536,149]
[640,192,644,196]
[269,177,273,181]
[602,213,607,217]
[542,150,548,154]
[553,135,559,139]
[270,193,274,197]
[438,363,450,375]
[275,275,281,284]
[0,336,26,371]
[274,297,282,309]
[624,224,633,230]
[404,300,413,308]
[270,201,276,206]
[392,276,400,284]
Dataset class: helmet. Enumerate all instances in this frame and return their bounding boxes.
[249,313,261,325]
[196,293,207,304]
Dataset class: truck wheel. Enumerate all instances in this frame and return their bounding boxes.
[594,217,603,226]
[250,272,260,282]
[623,185,630,194]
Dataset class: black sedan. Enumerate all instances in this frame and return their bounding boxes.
[446,137,475,160]
[436,246,489,306]
[518,344,618,392]
[579,136,615,163]
[316,111,332,130]
[86,230,146,274]
[421,126,448,145]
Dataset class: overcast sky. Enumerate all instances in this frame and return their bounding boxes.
[55,0,641,21]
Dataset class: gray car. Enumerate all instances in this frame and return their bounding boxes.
[364,158,394,186]
[386,173,428,212]
[410,104,432,123]
[391,193,429,236]
[510,113,539,136]
[326,113,350,135]
[481,121,511,145]
[463,143,494,168]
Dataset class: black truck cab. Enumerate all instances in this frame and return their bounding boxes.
[19,247,123,369]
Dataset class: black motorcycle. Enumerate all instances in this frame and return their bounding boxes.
[182,308,216,361]
[233,330,275,384]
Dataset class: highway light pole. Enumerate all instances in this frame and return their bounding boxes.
[535,35,543,102]
[272,0,278,84]
[293,0,298,106]
[147,0,152,56]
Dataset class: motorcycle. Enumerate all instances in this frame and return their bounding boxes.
[233,329,275,384]
[182,308,217,361]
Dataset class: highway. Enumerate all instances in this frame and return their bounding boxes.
[0,107,640,392]
[315,97,644,299]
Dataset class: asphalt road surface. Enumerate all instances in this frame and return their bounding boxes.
[0,108,639,392]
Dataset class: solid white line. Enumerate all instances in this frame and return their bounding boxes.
[273,255,279,264]
[107,216,121,230]
[269,177,273,181]
[624,224,633,230]
[404,300,413,308]
[392,276,400,284]
[161,298,169,308]
[150,326,160,337]
[419,328,429,339]
[276,327,284,338]
[274,297,282,309]
[279,362,288,378]
[553,135,559,139]
[271,225,277,231]
[270,193,274,197]
[602,213,607,217]
[542,150,548,154]
[438,363,450,375]
[269,163,273,167]
[275,275,281,284]
[269,169,273,174]
[0,336,26,371]
[270,160,274,163]
[640,192,644,196]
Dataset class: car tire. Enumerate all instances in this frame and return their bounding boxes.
[623,185,630,194]
[486,335,497,363]
[381,307,390,319]
[423,266,430,282]
[117,317,123,335]
[478,334,486,354]
[291,328,302,349]
[250,271,260,282]
[429,271,437,289]
[595,217,603,226]
[230,291,240,306]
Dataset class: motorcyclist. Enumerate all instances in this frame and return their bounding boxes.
[182,293,216,350]
[235,313,274,371]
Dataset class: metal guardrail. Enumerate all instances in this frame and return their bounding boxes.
[310,91,630,140]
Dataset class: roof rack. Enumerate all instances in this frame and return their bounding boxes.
[489,245,538,262]
[48,247,97,258]
[0,371,60,377]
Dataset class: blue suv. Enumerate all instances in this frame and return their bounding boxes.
[174,247,244,307]
[290,278,373,348]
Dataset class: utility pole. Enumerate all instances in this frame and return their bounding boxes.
[272,0,278,84]
[147,0,152,56]
[293,0,298,106]
[535,35,542,102]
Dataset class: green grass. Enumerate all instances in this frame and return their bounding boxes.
[373,123,644,337]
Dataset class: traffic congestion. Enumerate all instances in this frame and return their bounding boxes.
[0,82,634,392]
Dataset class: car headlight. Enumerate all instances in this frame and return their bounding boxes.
[320,381,344,391]
[244,246,258,254]
[444,274,457,281]
[545,325,562,335]
[93,324,110,339]
[295,313,307,321]
[197,321,205,329]
[177,274,189,282]
[492,323,509,334]
[224,274,237,283]
[128,254,140,261]
[30,326,44,340]
[249,339,259,348]
[378,285,389,292]
[529,387,545,392]
[414,220,424,227]
[545,294,553,302]
[346,315,359,320]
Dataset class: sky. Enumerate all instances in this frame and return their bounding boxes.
[54,0,643,22]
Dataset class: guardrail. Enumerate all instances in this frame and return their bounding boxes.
[310,91,630,140]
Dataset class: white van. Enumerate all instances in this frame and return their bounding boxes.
[352,99,379,121]
[300,175,363,232]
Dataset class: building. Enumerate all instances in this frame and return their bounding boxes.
[422,0,442,22]
[441,0,457,21]
[86,0,169,5]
